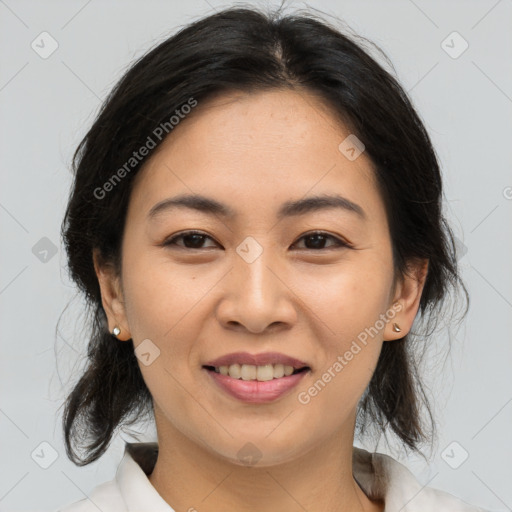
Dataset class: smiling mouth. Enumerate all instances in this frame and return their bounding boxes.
[202,364,310,381]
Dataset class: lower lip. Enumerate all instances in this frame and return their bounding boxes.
[204,368,309,404]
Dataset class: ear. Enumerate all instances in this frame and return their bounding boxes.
[384,258,429,341]
[93,248,132,341]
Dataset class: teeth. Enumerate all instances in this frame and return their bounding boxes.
[214,363,300,381]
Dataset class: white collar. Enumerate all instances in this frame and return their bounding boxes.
[111,442,484,511]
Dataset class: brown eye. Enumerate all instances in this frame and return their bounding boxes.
[164,231,219,250]
[292,232,349,250]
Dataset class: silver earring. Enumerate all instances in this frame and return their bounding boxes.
[112,326,121,337]
[392,323,402,333]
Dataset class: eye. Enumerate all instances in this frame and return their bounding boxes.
[292,231,350,251]
[163,230,350,251]
[163,230,219,250]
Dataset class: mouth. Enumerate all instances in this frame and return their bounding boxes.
[202,364,311,404]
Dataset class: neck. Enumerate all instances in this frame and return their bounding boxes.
[147,411,383,512]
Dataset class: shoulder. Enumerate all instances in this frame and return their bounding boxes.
[55,442,162,512]
[55,478,126,512]
[413,483,489,511]
[353,447,490,512]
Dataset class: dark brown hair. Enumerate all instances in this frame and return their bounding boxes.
[59,5,468,465]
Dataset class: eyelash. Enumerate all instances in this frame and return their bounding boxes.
[162,230,351,251]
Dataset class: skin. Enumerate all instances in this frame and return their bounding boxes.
[94,89,428,512]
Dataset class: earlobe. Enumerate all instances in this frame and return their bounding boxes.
[92,248,132,341]
[385,259,429,341]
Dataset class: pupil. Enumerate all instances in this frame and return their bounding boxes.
[184,234,204,248]
[306,234,325,249]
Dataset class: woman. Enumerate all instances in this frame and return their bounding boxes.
[56,6,487,512]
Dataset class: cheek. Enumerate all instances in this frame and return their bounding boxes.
[290,259,392,411]
[293,257,393,341]
[121,248,207,340]
[119,246,224,391]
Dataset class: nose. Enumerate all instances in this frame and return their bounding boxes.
[215,243,298,334]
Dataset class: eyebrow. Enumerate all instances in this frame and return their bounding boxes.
[148,193,366,221]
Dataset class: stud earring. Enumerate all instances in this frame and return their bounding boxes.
[112,326,121,337]
[392,323,402,333]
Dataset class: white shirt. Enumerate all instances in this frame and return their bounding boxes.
[56,442,488,511]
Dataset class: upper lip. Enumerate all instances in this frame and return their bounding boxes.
[203,351,310,369]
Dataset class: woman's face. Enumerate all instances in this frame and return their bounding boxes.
[97,89,423,466]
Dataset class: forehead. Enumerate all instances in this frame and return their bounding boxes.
[128,89,383,223]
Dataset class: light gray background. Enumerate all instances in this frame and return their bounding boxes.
[0,0,511,511]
